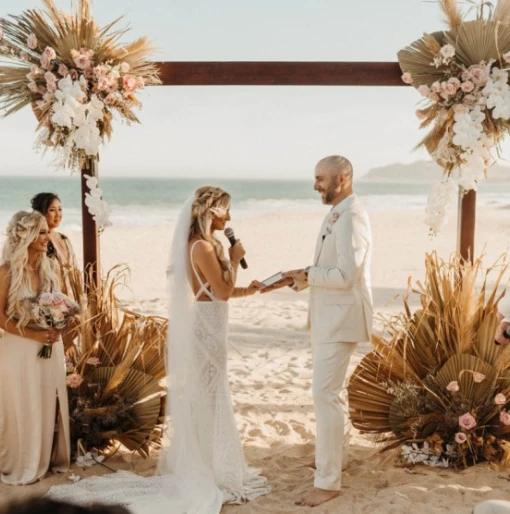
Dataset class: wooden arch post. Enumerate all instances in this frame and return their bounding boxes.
[81,61,476,277]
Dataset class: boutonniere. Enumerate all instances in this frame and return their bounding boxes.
[325,211,340,235]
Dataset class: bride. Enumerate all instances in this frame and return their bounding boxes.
[48,186,271,513]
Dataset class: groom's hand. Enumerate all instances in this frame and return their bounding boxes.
[282,269,307,283]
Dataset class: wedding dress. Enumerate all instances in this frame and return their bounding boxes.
[0,285,70,485]
[47,198,270,513]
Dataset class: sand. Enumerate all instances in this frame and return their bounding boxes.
[1,203,510,513]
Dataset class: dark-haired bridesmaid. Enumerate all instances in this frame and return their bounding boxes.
[31,192,79,296]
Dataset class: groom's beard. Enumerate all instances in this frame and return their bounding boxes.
[322,186,337,205]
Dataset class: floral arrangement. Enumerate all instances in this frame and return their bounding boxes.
[63,265,167,458]
[398,0,510,234]
[348,253,510,469]
[0,0,160,231]
[28,291,81,358]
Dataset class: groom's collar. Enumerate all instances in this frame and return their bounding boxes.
[330,193,357,215]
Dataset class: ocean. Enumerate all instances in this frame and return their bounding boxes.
[0,176,509,232]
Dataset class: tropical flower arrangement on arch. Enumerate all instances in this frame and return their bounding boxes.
[348,253,510,469]
[398,0,510,234]
[0,0,161,230]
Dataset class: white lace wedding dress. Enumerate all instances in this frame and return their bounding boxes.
[48,204,270,514]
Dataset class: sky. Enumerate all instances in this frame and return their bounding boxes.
[0,0,495,179]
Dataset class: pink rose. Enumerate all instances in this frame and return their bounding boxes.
[93,65,109,77]
[66,373,83,389]
[448,77,461,89]
[97,76,110,92]
[441,82,458,98]
[440,44,456,60]
[461,70,472,82]
[461,81,474,93]
[401,72,413,84]
[27,34,37,50]
[74,54,91,70]
[44,71,57,92]
[459,412,477,430]
[40,55,53,70]
[58,64,69,77]
[455,432,467,444]
[495,393,506,405]
[86,357,101,366]
[469,66,488,85]
[122,74,138,92]
[40,47,56,69]
[472,372,485,383]
[104,93,116,105]
[500,411,510,426]
[80,47,94,58]
[447,381,460,392]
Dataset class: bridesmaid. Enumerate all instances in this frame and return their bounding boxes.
[0,211,70,485]
[31,192,78,266]
[31,192,79,295]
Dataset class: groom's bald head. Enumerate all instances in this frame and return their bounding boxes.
[314,155,354,205]
[316,155,353,182]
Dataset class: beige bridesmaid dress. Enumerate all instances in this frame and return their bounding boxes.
[0,290,70,485]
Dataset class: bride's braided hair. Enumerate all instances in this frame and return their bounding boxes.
[189,186,233,282]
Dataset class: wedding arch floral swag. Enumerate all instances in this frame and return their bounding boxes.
[398,0,510,234]
[0,0,160,230]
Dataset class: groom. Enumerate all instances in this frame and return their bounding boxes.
[266,155,373,507]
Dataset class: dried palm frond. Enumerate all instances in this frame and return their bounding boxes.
[65,265,168,457]
[348,253,510,468]
[397,31,449,87]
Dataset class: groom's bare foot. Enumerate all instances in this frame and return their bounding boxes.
[295,487,340,507]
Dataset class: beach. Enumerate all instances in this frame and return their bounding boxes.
[1,197,510,513]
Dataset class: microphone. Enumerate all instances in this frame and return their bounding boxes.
[224,228,248,269]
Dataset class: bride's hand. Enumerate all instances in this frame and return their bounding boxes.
[29,328,60,345]
[229,241,246,264]
[245,280,264,296]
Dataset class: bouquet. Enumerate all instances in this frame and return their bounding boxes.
[29,291,81,358]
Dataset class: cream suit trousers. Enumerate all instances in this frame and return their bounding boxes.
[312,340,357,491]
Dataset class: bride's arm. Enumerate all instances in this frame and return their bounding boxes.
[231,281,264,298]
[192,240,240,301]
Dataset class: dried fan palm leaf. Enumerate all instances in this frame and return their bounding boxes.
[398,31,449,87]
